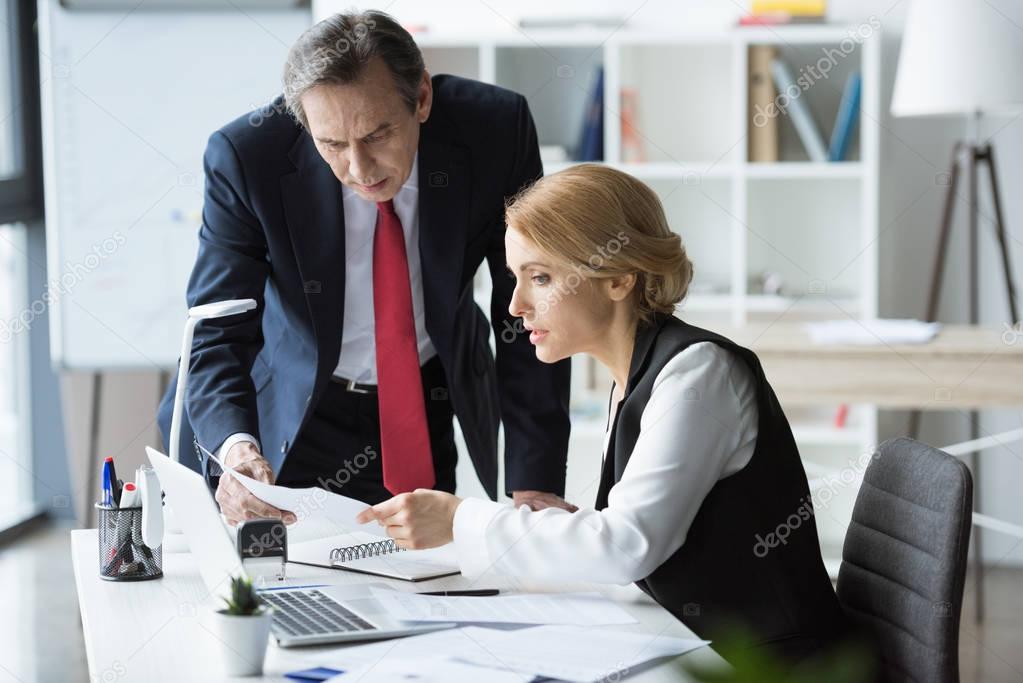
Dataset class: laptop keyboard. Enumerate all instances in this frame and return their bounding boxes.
[262,589,377,637]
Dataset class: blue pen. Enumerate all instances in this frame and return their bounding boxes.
[101,457,114,507]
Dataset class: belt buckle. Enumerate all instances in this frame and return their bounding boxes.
[346,379,371,394]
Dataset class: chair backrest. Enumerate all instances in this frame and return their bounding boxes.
[837,437,973,683]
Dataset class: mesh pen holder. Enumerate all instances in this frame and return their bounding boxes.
[96,503,163,581]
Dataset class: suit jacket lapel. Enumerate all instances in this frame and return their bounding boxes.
[280,133,346,378]
[417,133,471,351]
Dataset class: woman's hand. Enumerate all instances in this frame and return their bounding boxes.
[356,489,462,549]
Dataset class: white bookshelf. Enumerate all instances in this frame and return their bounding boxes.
[423,25,880,553]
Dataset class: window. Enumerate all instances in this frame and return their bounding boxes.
[0,223,30,522]
[0,0,43,528]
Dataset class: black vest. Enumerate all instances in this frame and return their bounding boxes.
[595,314,850,660]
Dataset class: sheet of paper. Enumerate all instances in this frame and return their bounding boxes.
[312,625,709,683]
[325,656,531,683]
[302,628,518,674]
[454,625,711,683]
[207,452,386,537]
[805,318,941,346]
[370,588,638,625]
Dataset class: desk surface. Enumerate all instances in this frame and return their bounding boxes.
[717,323,1023,408]
[71,529,727,682]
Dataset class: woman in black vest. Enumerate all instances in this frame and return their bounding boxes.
[358,164,860,668]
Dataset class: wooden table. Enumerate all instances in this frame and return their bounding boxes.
[720,323,1022,408]
[71,529,728,682]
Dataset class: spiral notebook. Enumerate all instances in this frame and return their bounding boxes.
[288,532,461,582]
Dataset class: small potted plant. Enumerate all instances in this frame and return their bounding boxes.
[210,575,273,676]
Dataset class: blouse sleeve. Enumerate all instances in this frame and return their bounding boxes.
[451,341,759,584]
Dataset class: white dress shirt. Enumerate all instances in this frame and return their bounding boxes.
[216,154,436,459]
[451,341,759,585]
[334,153,436,383]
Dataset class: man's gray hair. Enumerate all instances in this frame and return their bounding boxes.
[282,10,425,130]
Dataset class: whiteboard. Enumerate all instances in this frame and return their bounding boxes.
[38,2,311,369]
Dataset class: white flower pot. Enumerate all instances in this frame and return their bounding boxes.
[210,606,273,677]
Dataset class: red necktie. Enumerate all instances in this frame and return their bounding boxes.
[373,199,435,494]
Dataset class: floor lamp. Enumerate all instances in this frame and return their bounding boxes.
[891,0,1023,623]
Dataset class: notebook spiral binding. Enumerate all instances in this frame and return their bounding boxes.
[329,539,407,563]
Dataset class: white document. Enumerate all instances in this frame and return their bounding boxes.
[208,453,386,537]
[370,588,638,625]
[318,625,709,683]
[326,656,531,683]
[805,318,941,346]
[309,628,520,677]
[454,625,711,682]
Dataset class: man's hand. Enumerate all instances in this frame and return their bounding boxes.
[356,490,462,550]
[511,490,578,512]
[215,441,297,526]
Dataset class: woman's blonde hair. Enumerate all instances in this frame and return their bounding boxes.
[505,163,694,324]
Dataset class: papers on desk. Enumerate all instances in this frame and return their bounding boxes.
[322,625,710,683]
[327,657,532,683]
[805,318,941,346]
[370,587,637,625]
[208,453,385,537]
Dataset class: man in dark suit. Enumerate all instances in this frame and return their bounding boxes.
[156,10,573,525]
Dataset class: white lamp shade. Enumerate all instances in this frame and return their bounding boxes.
[891,0,1023,117]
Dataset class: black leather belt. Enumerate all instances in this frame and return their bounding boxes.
[330,375,377,394]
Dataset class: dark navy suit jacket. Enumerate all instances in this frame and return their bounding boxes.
[157,75,571,499]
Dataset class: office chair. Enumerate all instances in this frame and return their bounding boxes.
[836,437,973,683]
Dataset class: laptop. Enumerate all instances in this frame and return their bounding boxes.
[144,446,454,647]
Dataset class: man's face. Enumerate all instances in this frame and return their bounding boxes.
[302,57,431,202]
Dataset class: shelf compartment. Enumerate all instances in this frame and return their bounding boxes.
[618,43,736,165]
[746,177,862,303]
[495,45,604,159]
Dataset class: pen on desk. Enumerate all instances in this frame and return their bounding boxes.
[416,589,500,597]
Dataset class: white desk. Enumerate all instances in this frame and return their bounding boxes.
[71,529,728,682]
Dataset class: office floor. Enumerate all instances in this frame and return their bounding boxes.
[0,521,1019,682]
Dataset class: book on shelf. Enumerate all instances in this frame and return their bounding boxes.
[738,14,826,25]
[748,45,779,162]
[575,66,604,162]
[769,57,828,162]
[828,72,861,162]
[620,87,646,163]
[751,0,826,16]
[743,0,826,24]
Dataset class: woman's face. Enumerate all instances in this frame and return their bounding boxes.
[505,226,613,364]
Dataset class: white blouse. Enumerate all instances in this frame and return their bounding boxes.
[452,341,759,584]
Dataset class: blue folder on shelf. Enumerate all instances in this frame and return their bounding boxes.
[828,72,862,162]
[575,66,604,161]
